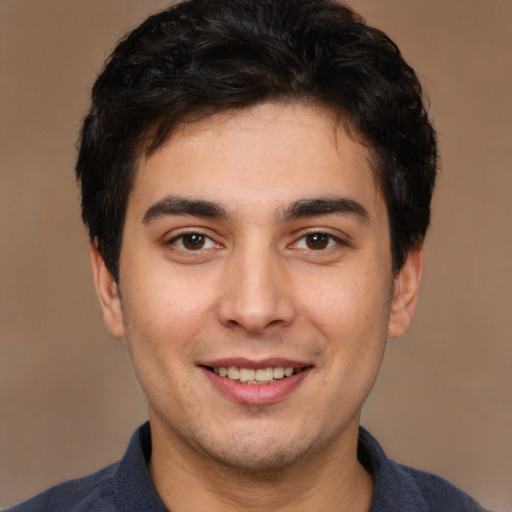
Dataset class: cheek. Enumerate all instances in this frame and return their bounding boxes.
[120,280,204,403]
[299,268,391,393]
[123,266,214,339]
[300,270,390,335]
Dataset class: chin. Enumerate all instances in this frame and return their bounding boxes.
[209,443,309,473]
[197,425,325,474]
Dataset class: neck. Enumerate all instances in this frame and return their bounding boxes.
[148,417,373,512]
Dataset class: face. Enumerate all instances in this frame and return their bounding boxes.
[92,103,422,473]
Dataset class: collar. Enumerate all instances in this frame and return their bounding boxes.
[358,426,429,512]
[113,422,168,511]
[111,422,477,512]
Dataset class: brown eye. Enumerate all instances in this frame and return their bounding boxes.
[169,233,217,251]
[291,232,342,252]
[181,233,206,250]
[166,231,221,254]
[305,233,330,250]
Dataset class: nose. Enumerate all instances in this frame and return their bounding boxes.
[216,244,296,334]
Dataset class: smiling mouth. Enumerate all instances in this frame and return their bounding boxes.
[204,365,307,385]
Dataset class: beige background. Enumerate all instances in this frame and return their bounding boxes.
[1,1,511,510]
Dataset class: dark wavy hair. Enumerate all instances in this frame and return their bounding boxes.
[76,0,437,281]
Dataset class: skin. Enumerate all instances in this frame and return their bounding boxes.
[91,102,423,512]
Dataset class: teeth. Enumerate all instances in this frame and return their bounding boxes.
[273,366,285,379]
[255,368,273,381]
[227,366,240,379]
[239,368,255,381]
[214,365,296,384]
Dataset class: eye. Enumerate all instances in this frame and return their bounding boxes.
[168,232,218,251]
[293,232,341,251]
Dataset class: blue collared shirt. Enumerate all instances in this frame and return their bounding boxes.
[6,422,489,511]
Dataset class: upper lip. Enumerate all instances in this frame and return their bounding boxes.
[199,357,312,370]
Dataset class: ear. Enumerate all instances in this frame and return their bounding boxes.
[90,244,126,339]
[387,243,424,339]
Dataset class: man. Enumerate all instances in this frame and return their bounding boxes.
[7,0,489,510]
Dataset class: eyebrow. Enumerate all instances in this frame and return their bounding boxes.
[282,197,369,223]
[142,195,369,225]
[142,197,228,224]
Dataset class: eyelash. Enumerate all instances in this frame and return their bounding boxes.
[290,232,345,251]
[166,231,220,251]
[166,230,345,252]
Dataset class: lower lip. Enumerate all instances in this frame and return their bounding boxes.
[201,367,311,405]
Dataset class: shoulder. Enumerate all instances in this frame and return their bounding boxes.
[5,463,118,512]
[394,463,490,512]
[5,423,161,512]
[358,427,490,512]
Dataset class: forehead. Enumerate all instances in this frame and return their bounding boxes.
[130,102,383,219]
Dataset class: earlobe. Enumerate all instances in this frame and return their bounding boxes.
[90,245,126,339]
[387,243,424,339]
